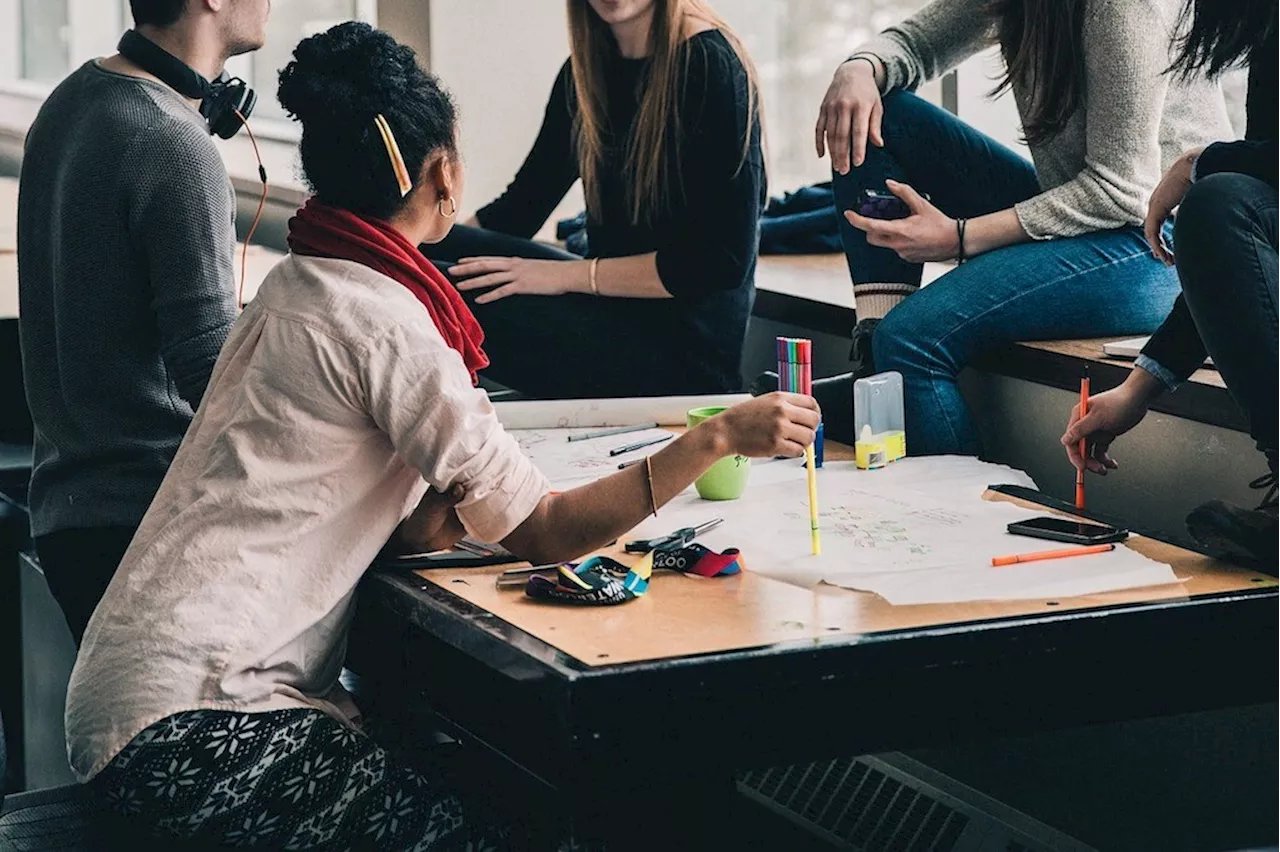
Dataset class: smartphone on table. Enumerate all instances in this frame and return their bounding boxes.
[856,188,929,221]
[1006,517,1129,546]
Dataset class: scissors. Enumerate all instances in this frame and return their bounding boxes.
[623,518,723,554]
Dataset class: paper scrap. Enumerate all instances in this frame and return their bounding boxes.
[494,394,750,430]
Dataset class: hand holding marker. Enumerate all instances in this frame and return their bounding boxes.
[778,337,822,556]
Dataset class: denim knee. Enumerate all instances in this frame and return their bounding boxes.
[1175,173,1266,247]
[879,88,924,116]
[873,301,940,375]
[1174,173,1273,293]
[831,90,935,196]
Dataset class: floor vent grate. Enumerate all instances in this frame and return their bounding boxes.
[738,753,1095,852]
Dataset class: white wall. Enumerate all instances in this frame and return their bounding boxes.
[953,48,1027,157]
[713,0,941,194]
[429,1,583,227]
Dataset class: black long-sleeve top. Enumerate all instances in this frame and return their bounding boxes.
[1139,27,1277,386]
[476,30,765,392]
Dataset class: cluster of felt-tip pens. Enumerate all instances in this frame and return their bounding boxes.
[777,337,822,556]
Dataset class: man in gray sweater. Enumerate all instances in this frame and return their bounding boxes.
[18,0,270,643]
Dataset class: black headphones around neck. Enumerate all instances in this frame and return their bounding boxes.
[117,29,256,139]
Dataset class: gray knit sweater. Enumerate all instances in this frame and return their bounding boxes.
[18,61,237,537]
[853,0,1232,239]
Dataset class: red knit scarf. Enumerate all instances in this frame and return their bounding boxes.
[287,199,488,384]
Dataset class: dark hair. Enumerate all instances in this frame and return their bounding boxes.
[129,0,187,27]
[1169,0,1276,78]
[277,22,458,221]
[990,0,1087,146]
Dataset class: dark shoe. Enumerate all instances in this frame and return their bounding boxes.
[747,371,780,396]
[850,317,880,378]
[1186,474,1278,573]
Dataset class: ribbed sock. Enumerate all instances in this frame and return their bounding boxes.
[853,282,918,319]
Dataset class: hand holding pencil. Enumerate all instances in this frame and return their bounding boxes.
[1074,368,1090,509]
[1061,372,1160,477]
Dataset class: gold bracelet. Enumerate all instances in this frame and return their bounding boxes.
[644,455,658,517]
[588,257,600,296]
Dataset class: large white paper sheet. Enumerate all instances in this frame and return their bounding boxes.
[616,456,1183,605]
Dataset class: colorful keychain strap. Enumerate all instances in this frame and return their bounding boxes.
[523,545,744,606]
[652,544,744,577]
[525,553,652,606]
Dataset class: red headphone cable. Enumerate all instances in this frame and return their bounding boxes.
[234,107,268,309]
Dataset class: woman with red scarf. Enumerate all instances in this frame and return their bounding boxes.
[62,23,818,850]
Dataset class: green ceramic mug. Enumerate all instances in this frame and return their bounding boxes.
[687,406,750,500]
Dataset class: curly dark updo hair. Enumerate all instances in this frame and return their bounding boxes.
[278,22,457,220]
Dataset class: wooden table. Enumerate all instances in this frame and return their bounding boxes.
[347,442,1278,846]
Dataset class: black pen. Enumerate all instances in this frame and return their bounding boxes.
[608,433,673,457]
[495,564,562,588]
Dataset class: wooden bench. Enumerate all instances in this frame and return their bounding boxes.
[751,254,1245,432]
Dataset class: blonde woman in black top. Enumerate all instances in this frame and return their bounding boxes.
[427,0,765,399]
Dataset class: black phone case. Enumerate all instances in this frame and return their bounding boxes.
[856,190,912,220]
[1006,519,1130,546]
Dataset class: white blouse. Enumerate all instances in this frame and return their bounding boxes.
[66,254,549,781]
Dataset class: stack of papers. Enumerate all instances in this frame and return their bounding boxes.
[631,457,1181,604]
[512,438,1183,605]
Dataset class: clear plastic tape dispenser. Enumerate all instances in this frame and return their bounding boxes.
[853,371,906,470]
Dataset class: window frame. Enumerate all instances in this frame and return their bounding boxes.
[236,0,379,142]
[0,0,379,143]
[0,0,124,95]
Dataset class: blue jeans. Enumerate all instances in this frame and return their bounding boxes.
[1172,173,1278,470]
[832,91,1182,455]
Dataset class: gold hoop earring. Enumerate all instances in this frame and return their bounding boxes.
[438,197,458,218]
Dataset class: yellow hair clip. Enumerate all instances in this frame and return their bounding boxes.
[372,113,413,197]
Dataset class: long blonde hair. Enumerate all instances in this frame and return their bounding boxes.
[567,0,762,226]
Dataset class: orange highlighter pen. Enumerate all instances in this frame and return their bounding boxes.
[992,543,1115,567]
[1075,367,1090,509]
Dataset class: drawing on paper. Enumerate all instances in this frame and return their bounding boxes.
[782,503,932,555]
